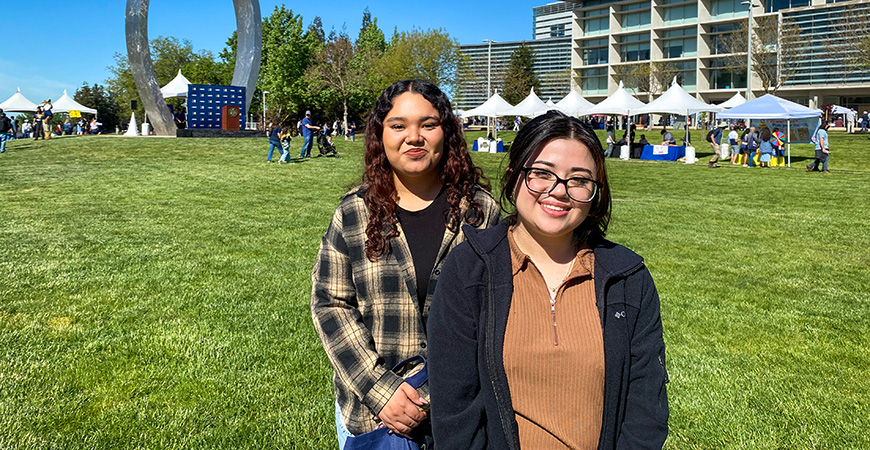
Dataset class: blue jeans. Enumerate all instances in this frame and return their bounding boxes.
[300,135,313,157]
[335,401,353,449]
[267,140,288,162]
[0,132,11,152]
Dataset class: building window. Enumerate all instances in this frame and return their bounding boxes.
[674,61,697,90]
[711,0,750,20]
[663,5,698,26]
[663,39,697,58]
[550,24,566,37]
[582,67,609,95]
[620,34,650,61]
[766,0,811,12]
[710,23,739,55]
[622,11,651,31]
[582,38,609,65]
[584,9,610,36]
[710,68,747,89]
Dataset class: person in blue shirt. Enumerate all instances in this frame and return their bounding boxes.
[708,122,726,168]
[807,121,831,173]
[299,110,320,158]
[267,118,289,163]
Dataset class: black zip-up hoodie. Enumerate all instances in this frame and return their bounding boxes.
[428,221,669,450]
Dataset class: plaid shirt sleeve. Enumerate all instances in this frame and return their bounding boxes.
[310,203,406,418]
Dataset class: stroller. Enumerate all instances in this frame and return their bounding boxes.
[316,129,339,157]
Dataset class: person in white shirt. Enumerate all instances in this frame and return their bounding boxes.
[728,126,740,165]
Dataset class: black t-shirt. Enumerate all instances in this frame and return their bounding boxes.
[396,187,449,313]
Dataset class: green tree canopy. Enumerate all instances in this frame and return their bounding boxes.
[502,42,539,105]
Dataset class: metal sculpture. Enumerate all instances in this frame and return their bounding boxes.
[125,0,262,136]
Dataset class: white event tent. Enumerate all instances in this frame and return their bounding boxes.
[160,69,192,98]
[52,90,97,115]
[461,91,514,138]
[719,94,822,167]
[554,90,595,117]
[0,88,38,112]
[633,78,721,144]
[719,92,747,109]
[503,87,552,118]
[585,81,646,117]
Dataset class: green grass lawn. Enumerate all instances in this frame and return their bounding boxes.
[1,131,868,449]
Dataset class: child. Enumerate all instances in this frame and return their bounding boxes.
[758,127,774,168]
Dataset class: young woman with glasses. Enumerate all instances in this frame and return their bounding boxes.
[428,110,669,450]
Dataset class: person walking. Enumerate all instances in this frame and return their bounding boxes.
[311,79,501,450]
[266,118,289,163]
[708,121,726,168]
[349,121,356,142]
[604,125,615,157]
[807,121,831,173]
[0,109,13,153]
[862,111,869,133]
[41,100,53,140]
[298,110,319,158]
[428,111,669,450]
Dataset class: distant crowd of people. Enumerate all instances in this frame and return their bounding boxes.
[265,110,353,163]
[0,99,103,152]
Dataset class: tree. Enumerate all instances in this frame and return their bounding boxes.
[259,6,321,122]
[613,63,650,95]
[720,15,802,94]
[502,42,539,105]
[307,30,358,137]
[74,83,121,131]
[106,36,228,123]
[373,29,463,90]
[650,61,681,97]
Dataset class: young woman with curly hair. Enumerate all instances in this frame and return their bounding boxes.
[311,79,501,449]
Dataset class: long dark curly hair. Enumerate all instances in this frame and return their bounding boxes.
[363,79,489,261]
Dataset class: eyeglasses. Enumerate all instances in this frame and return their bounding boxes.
[521,167,601,203]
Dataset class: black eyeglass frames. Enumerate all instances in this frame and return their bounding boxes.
[521,167,600,203]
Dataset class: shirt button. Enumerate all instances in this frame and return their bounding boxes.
[434,269,441,276]
[420,342,427,348]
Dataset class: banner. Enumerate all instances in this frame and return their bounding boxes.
[757,118,820,144]
[69,110,81,118]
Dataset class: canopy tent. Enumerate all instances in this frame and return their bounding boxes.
[461,91,514,118]
[554,89,595,117]
[585,81,646,116]
[0,88,38,113]
[160,69,192,98]
[503,87,552,118]
[52,90,97,115]
[545,99,555,107]
[718,92,747,109]
[461,91,514,139]
[633,78,721,144]
[719,94,822,167]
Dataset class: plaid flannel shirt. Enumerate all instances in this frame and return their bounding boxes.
[311,184,501,435]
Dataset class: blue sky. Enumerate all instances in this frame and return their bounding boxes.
[1,0,548,103]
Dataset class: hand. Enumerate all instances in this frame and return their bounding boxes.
[373,382,429,437]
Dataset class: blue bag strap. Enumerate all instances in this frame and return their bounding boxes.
[391,355,427,389]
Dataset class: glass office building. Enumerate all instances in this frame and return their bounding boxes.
[566,0,870,110]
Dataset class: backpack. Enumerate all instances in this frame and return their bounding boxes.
[0,116,11,133]
[705,130,715,143]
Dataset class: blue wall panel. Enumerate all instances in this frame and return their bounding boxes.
[187,85,246,129]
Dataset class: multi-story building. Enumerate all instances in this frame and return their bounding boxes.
[456,2,576,110]
[567,0,870,110]
[534,2,576,38]
[456,38,572,110]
